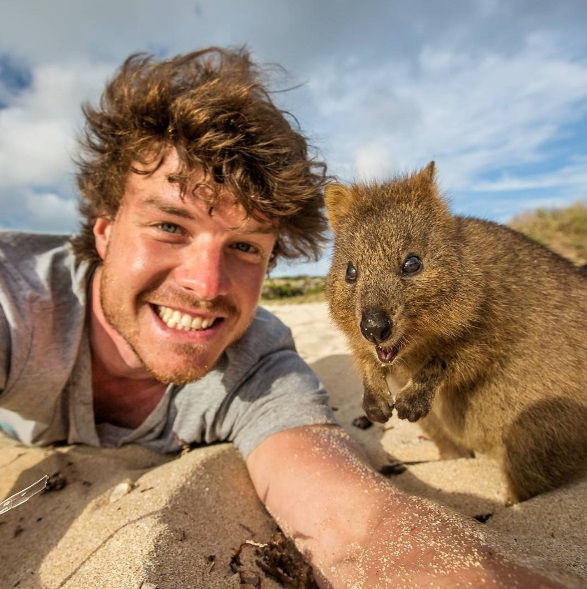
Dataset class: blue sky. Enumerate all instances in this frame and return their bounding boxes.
[1,0,586,276]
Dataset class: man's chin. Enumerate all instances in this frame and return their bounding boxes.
[139,348,225,385]
[144,362,217,385]
[132,320,251,385]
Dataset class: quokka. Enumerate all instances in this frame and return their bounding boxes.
[324,162,587,502]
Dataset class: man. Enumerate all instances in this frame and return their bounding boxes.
[0,48,573,587]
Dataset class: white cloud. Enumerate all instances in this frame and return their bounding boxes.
[0,109,73,187]
[0,0,585,277]
[24,190,79,233]
[352,144,396,181]
[308,31,587,196]
[474,158,587,192]
[0,60,112,189]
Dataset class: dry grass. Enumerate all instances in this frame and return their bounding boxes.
[261,276,325,304]
[510,201,587,266]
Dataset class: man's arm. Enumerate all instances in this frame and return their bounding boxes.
[246,424,575,588]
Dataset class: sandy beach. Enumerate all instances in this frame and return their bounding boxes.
[1,301,586,588]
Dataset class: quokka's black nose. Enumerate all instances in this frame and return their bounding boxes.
[360,309,392,344]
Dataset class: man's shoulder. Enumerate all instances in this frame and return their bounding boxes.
[0,231,74,261]
[237,306,295,358]
[0,231,88,303]
[217,306,299,380]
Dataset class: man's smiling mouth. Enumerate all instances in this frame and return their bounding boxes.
[156,305,219,331]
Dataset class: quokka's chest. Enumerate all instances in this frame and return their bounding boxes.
[384,371,408,401]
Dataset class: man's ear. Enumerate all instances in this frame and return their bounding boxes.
[93,217,113,260]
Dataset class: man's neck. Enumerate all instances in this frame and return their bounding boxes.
[91,366,167,428]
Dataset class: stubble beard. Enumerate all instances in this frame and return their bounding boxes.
[98,264,251,386]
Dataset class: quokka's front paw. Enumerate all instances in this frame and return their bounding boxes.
[362,385,393,423]
[395,392,432,422]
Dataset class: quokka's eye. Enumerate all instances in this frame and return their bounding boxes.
[345,262,358,283]
[402,255,423,275]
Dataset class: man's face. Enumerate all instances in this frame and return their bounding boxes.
[93,150,277,384]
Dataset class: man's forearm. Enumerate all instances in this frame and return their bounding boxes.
[247,425,578,588]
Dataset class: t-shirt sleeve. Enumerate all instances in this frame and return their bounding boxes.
[0,243,28,399]
[0,304,9,393]
[0,233,89,445]
[226,347,337,458]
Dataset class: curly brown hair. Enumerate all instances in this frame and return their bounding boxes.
[71,46,329,269]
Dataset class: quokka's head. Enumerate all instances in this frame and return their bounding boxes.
[324,163,469,362]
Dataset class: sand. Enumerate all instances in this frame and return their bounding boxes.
[1,301,586,588]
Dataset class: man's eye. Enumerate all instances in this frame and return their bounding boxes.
[232,242,256,253]
[159,222,180,234]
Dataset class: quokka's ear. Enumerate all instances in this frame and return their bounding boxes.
[411,160,443,203]
[411,160,450,213]
[416,161,435,184]
[324,183,354,232]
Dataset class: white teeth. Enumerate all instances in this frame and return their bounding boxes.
[156,306,217,332]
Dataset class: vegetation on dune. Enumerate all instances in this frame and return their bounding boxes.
[261,276,325,304]
[262,202,587,302]
[509,201,587,266]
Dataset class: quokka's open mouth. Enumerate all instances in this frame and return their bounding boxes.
[376,344,400,364]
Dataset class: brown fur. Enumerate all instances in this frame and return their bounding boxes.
[324,163,587,502]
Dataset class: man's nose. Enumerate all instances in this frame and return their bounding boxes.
[174,240,230,300]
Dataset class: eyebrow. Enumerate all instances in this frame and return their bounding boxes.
[143,196,195,220]
[142,196,276,235]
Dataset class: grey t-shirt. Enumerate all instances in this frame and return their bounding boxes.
[0,231,336,458]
